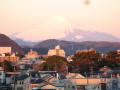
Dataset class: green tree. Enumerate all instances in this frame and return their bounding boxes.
[106,51,120,68]
[41,55,68,72]
[97,58,109,68]
[16,54,25,59]
[3,60,14,72]
[71,52,101,73]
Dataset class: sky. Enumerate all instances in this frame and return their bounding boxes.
[0,0,120,41]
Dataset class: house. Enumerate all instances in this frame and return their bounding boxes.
[0,47,11,54]
[15,74,30,90]
[66,73,85,79]
[0,67,5,84]
[99,66,113,78]
[25,49,39,59]
[0,52,19,62]
[30,79,77,90]
[66,78,105,90]
[29,71,77,90]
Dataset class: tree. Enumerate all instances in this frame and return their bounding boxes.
[16,53,25,59]
[97,58,109,68]
[106,51,120,68]
[40,55,68,72]
[71,52,101,74]
[3,60,14,72]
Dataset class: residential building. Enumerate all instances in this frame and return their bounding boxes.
[0,47,11,54]
[117,49,120,54]
[0,53,19,62]
[25,49,39,59]
[15,74,30,90]
[30,78,77,90]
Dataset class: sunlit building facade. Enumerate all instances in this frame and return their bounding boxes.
[48,45,65,57]
[25,49,39,59]
[0,47,11,54]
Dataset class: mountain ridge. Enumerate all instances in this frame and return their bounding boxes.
[22,39,120,56]
[0,34,23,54]
[12,29,120,45]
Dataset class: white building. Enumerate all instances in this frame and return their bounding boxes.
[0,47,11,54]
[117,50,120,54]
[25,49,39,59]
[48,45,65,57]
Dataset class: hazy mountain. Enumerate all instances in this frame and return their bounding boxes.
[11,29,120,43]
[32,39,120,56]
[9,33,38,46]
[0,34,23,54]
[62,29,120,42]
[14,38,37,46]
[9,29,120,55]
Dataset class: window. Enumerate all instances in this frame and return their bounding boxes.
[0,79,1,83]
[22,81,24,84]
[20,81,21,85]
[0,72,2,75]
[68,85,70,88]
[72,86,75,89]
[59,88,62,90]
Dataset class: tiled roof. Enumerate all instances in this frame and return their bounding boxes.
[15,74,29,80]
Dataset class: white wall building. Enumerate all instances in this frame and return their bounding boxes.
[48,45,65,57]
[0,47,11,54]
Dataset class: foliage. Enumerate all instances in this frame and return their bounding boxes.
[70,50,120,74]
[106,51,120,68]
[35,50,120,74]
[97,58,109,68]
[40,55,68,72]
[0,60,14,72]
[71,52,101,73]
[16,53,25,59]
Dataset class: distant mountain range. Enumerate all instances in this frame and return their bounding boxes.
[14,38,37,46]
[62,29,120,42]
[11,29,120,55]
[31,39,120,56]
[1,30,120,56]
[12,29,120,46]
